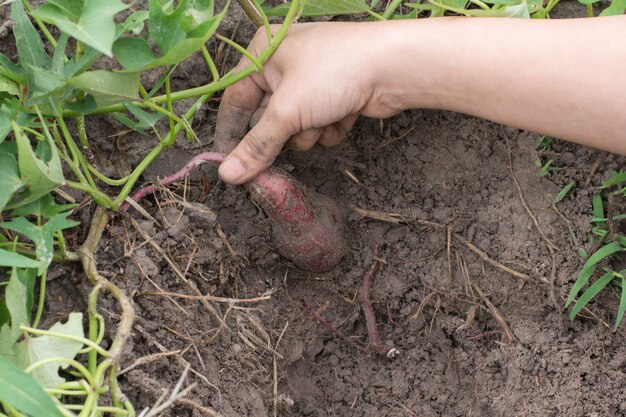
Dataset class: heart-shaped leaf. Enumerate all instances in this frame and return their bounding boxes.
[32,0,129,56]
[12,312,84,389]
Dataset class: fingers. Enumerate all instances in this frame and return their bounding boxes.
[218,100,297,184]
[287,127,323,151]
[318,114,358,147]
[213,76,265,154]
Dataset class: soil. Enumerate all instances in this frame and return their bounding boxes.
[3,1,626,417]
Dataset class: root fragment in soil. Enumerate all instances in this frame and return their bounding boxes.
[361,244,398,358]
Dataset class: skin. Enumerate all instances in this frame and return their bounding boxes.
[215,17,626,185]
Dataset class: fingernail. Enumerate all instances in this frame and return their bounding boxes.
[219,156,247,184]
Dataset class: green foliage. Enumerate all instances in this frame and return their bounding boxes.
[11,313,84,388]
[534,158,562,177]
[113,0,227,70]
[1,0,303,415]
[0,355,63,417]
[554,181,575,204]
[578,0,626,15]
[566,171,626,330]
[32,0,129,56]
[0,213,79,273]
[266,0,371,16]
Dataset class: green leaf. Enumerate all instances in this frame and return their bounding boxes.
[12,312,85,389]
[0,73,20,96]
[62,46,102,78]
[63,93,97,114]
[1,268,30,349]
[616,272,626,331]
[566,241,624,307]
[67,70,140,106]
[554,181,575,204]
[0,355,64,417]
[592,193,605,230]
[0,249,41,269]
[0,53,27,85]
[266,0,370,15]
[0,152,24,210]
[0,214,79,273]
[578,0,601,4]
[32,0,129,56]
[113,0,228,70]
[600,171,626,189]
[408,0,531,17]
[11,1,51,70]
[118,10,150,35]
[569,270,614,320]
[600,0,626,15]
[11,194,77,219]
[12,122,65,208]
[0,110,10,143]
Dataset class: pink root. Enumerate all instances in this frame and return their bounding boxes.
[301,299,369,354]
[361,244,397,357]
[120,152,227,211]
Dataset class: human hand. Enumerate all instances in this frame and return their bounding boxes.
[214,22,402,185]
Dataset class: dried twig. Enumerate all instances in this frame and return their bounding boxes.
[471,281,515,343]
[119,350,182,375]
[138,365,199,417]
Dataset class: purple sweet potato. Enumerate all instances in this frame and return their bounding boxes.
[246,167,347,272]
[126,152,348,272]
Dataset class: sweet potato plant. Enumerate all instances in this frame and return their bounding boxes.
[0,0,624,416]
[0,0,302,415]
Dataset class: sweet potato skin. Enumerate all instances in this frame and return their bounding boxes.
[246,167,347,272]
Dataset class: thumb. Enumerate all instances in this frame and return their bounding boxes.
[218,103,296,185]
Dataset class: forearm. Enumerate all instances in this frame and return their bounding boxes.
[378,16,626,155]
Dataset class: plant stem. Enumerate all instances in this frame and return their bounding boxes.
[20,326,111,357]
[165,76,176,145]
[14,245,80,262]
[112,93,214,208]
[382,0,404,19]
[21,0,57,48]
[201,45,221,82]
[236,0,264,28]
[25,357,97,387]
[86,164,130,186]
[367,10,386,20]
[32,269,46,328]
[58,115,96,188]
[66,181,114,208]
[216,34,263,72]
[469,0,491,10]
[141,100,195,139]
[79,207,136,416]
